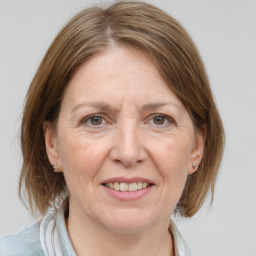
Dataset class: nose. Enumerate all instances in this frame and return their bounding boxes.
[109,121,147,167]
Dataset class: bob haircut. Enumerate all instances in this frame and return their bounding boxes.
[19,1,224,217]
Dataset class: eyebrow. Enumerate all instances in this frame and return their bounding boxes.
[71,101,178,113]
[71,101,115,113]
[141,102,178,111]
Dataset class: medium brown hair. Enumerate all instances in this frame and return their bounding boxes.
[19,1,224,217]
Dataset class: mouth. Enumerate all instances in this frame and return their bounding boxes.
[101,177,155,200]
[102,181,154,192]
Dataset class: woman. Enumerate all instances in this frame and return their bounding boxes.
[0,1,224,255]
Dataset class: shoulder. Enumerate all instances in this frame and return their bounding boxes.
[0,221,44,256]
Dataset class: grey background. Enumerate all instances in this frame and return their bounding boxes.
[0,0,256,255]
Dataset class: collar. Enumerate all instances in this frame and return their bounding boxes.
[40,205,191,256]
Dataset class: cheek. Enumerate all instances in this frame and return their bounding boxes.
[154,135,192,170]
[152,135,193,191]
[57,135,110,208]
[57,132,108,182]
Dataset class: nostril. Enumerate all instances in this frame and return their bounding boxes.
[112,157,140,167]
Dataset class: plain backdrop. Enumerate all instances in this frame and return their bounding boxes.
[0,0,256,255]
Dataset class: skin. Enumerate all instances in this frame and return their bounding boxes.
[44,46,205,256]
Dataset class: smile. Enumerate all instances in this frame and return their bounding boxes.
[103,182,152,192]
[101,177,155,201]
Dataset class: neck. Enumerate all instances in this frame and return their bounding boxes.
[66,204,174,256]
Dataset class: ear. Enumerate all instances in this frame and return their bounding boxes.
[188,125,206,175]
[43,121,62,172]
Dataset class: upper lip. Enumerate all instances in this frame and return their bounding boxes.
[101,176,155,185]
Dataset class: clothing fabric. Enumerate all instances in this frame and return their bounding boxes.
[0,205,192,256]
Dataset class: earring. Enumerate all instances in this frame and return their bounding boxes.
[53,163,57,173]
[192,163,197,169]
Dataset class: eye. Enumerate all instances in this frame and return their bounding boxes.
[153,115,166,125]
[90,116,103,125]
[81,114,107,127]
[149,114,173,126]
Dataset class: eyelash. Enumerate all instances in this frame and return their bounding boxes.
[80,113,175,128]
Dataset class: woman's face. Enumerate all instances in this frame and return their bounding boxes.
[45,46,205,234]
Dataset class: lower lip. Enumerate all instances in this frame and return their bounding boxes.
[102,185,154,201]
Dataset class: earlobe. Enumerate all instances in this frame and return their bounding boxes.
[43,121,62,172]
[188,125,207,175]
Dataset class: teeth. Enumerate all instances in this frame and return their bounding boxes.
[128,182,137,192]
[137,182,143,189]
[105,182,151,191]
[120,182,129,192]
[114,182,120,190]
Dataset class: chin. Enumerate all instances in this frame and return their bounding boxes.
[106,221,151,235]
[98,208,160,234]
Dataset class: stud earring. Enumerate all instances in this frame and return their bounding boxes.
[53,163,57,173]
[192,163,197,169]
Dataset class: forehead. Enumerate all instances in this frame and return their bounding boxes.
[62,46,184,110]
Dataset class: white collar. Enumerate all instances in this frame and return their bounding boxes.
[40,205,191,256]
